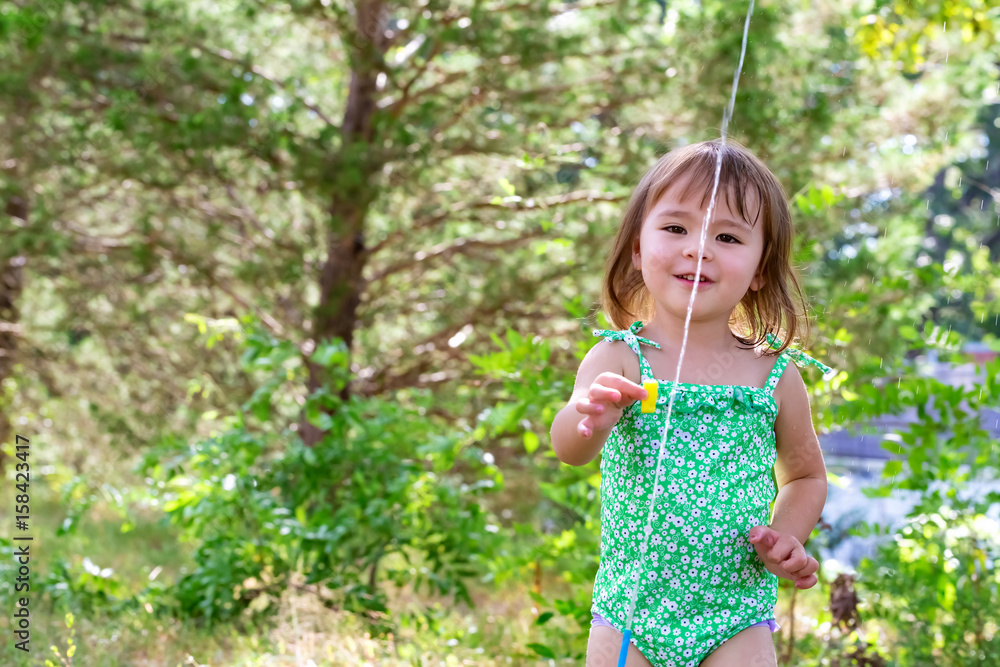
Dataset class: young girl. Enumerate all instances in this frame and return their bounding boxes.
[550,139,837,667]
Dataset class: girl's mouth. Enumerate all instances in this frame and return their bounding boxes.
[675,275,714,285]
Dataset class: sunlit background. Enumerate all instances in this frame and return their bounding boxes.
[1,1,999,665]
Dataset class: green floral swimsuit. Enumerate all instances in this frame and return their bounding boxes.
[589,321,835,667]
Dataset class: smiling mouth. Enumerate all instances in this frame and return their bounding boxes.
[675,275,714,284]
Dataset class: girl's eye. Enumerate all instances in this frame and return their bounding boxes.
[663,226,741,244]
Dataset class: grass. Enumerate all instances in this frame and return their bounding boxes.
[1,473,863,666]
[0,474,568,666]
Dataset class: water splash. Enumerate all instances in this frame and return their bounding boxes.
[621,0,757,633]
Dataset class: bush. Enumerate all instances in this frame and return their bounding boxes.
[137,316,504,633]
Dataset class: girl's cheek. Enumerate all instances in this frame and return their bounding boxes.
[642,243,670,259]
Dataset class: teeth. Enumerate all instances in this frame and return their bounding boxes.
[679,274,709,282]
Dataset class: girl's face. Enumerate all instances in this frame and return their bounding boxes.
[632,175,766,321]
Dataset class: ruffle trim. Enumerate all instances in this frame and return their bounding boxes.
[592,323,839,415]
[648,382,776,416]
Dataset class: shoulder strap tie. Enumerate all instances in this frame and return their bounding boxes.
[765,333,837,380]
[592,320,662,350]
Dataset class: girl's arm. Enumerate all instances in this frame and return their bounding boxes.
[550,341,645,466]
[769,362,828,545]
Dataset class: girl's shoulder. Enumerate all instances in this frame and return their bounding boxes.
[761,335,840,412]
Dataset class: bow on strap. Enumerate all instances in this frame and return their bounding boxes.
[592,321,662,350]
[765,333,837,380]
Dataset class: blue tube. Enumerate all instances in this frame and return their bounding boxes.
[617,628,631,667]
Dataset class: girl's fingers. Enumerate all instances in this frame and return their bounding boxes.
[588,385,622,404]
[780,553,806,571]
[606,378,649,402]
[783,555,818,579]
[590,376,649,404]
[573,375,650,439]
[794,574,818,589]
[574,399,605,415]
[785,561,807,577]
[769,545,793,564]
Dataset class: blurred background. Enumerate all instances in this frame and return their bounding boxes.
[1,0,999,665]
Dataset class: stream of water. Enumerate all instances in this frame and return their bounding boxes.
[620,0,758,639]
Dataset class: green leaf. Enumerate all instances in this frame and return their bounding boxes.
[528,591,548,606]
[820,184,836,206]
[306,405,334,431]
[251,395,270,422]
[185,313,207,334]
[527,643,556,659]
[535,611,555,625]
[882,459,903,479]
[523,431,540,454]
[311,340,348,369]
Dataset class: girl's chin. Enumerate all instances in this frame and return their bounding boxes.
[654,296,729,318]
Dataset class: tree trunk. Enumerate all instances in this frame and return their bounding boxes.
[298,0,387,446]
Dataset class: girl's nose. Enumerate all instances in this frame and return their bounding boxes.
[682,234,713,260]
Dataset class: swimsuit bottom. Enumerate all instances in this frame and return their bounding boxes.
[590,611,780,666]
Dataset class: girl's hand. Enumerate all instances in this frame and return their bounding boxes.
[575,373,648,439]
[748,526,819,589]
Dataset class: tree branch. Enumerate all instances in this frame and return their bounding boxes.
[369,189,628,257]
[223,184,303,253]
[201,45,339,128]
[502,0,620,15]
[356,303,557,396]
[384,38,443,119]
[368,229,548,283]
[964,175,1000,203]
[59,222,133,250]
[356,260,580,395]
[148,211,289,337]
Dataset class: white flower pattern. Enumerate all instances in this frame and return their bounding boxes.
[588,322,835,667]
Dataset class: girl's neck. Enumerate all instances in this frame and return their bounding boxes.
[639,317,743,356]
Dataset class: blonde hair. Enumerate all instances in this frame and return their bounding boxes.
[600,138,811,356]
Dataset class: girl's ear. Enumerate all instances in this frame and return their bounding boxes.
[750,272,766,292]
[632,238,642,270]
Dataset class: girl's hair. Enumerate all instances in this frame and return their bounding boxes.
[601,138,811,356]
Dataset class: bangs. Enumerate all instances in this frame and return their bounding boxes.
[646,145,767,229]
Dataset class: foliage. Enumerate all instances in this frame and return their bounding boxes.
[849,357,1000,665]
[44,612,76,667]
[134,316,504,632]
[468,315,605,659]
[854,0,998,74]
[861,509,1000,666]
[2,0,1000,664]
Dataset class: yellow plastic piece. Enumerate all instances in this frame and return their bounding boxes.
[641,381,658,413]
